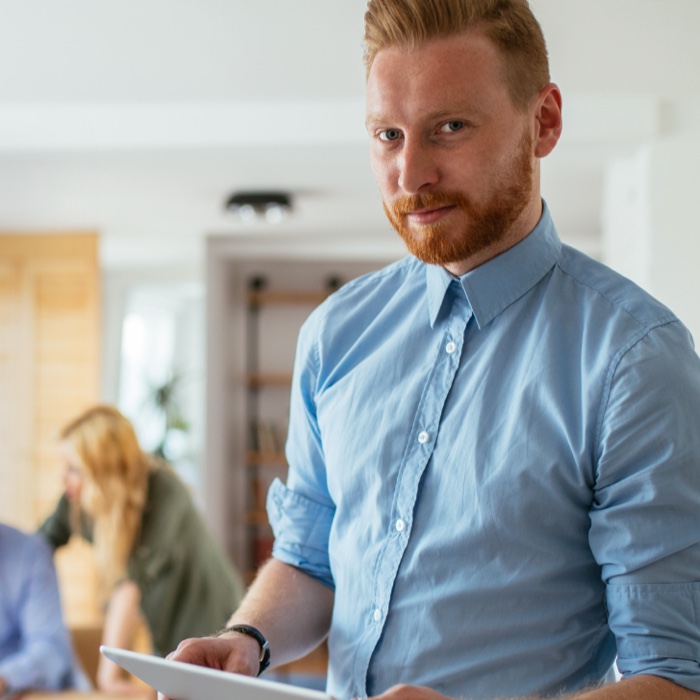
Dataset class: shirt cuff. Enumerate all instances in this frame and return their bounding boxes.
[606,581,700,691]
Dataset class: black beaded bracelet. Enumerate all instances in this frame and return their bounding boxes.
[214,624,271,676]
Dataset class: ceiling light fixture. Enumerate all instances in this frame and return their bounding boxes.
[225,191,293,224]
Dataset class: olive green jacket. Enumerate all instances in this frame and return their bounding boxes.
[39,465,245,656]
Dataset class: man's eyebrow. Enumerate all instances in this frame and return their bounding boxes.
[365,112,386,127]
[365,105,482,128]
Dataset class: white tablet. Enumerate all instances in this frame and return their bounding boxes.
[100,646,331,700]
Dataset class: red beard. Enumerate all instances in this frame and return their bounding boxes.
[384,131,534,267]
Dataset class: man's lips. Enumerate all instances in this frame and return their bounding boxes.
[405,204,457,225]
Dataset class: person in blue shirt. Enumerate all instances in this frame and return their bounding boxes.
[0,523,87,695]
[167,1,700,699]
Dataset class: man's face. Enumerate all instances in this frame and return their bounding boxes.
[366,31,541,275]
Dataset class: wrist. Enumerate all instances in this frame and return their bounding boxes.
[214,624,271,676]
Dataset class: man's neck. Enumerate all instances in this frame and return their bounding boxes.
[443,196,543,277]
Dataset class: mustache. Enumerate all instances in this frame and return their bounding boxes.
[388,191,472,217]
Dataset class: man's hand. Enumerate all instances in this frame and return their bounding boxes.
[167,633,261,677]
[158,634,262,700]
[368,685,451,700]
[367,677,700,700]
[159,558,334,700]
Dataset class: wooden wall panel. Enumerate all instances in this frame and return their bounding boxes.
[0,233,101,625]
[31,265,100,520]
[0,263,29,525]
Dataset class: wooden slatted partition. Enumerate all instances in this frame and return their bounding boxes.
[0,261,26,523]
[0,233,102,626]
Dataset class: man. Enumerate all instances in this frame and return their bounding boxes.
[169,1,700,698]
[0,523,88,694]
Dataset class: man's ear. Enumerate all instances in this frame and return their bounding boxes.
[533,83,562,158]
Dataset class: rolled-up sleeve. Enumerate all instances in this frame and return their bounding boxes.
[606,583,700,685]
[267,479,335,588]
[590,321,700,691]
[267,305,336,589]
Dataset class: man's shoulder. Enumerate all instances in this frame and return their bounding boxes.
[338,255,420,291]
[320,255,423,311]
[301,255,424,337]
[555,244,679,331]
[0,522,33,546]
[0,523,52,561]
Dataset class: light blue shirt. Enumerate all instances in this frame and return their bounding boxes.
[0,524,87,692]
[268,204,700,700]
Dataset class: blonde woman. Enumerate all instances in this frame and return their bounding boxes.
[39,405,245,695]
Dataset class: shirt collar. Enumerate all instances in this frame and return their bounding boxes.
[426,201,562,328]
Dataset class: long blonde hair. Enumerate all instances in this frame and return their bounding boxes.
[60,405,150,598]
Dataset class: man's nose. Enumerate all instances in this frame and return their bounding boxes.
[398,137,439,194]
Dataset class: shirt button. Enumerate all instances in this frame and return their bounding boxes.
[418,431,429,444]
[395,519,406,532]
[373,608,383,622]
[446,341,457,354]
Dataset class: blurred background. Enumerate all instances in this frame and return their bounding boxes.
[1,0,699,658]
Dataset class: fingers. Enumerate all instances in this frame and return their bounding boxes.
[159,640,203,700]
[158,637,252,700]
[165,637,202,663]
[164,635,260,677]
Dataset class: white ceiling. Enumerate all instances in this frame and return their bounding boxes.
[1,0,699,268]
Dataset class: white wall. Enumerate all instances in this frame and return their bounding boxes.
[101,264,206,500]
[603,131,700,345]
[648,134,700,343]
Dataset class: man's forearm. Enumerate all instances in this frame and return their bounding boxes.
[372,674,700,700]
[226,558,334,669]
[565,675,700,700]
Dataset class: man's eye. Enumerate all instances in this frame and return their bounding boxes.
[440,121,465,133]
[379,129,402,142]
